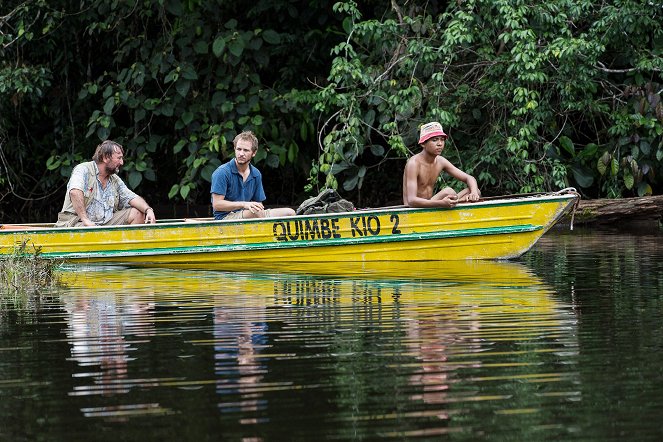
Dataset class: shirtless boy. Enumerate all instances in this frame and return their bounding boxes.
[402,122,481,208]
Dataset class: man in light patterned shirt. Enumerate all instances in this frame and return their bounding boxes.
[54,140,157,227]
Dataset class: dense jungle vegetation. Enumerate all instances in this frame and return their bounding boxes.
[1,0,662,222]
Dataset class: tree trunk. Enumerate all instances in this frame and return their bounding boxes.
[568,195,663,225]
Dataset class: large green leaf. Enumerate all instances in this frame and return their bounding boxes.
[201,164,217,182]
[624,172,634,190]
[610,158,619,176]
[180,184,190,200]
[262,29,280,44]
[228,38,245,57]
[175,79,190,97]
[370,145,385,156]
[640,140,651,155]
[212,37,226,57]
[559,136,574,156]
[128,170,142,189]
[193,41,208,54]
[637,182,653,196]
[103,96,115,115]
[571,166,594,188]
[181,111,194,125]
[266,153,280,168]
[343,174,358,191]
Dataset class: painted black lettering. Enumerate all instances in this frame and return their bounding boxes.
[273,222,287,241]
[320,219,332,239]
[297,220,305,240]
[367,215,380,235]
[390,214,401,234]
[360,216,368,236]
[331,218,341,238]
[286,220,300,241]
[304,219,320,239]
[350,217,363,237]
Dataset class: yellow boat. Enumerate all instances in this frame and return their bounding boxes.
[0,191,578,269]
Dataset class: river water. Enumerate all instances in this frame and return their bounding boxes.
[1,227,663,441]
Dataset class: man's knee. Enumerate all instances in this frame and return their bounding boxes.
[126,207,145,224]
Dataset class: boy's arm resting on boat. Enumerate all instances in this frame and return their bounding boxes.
[443,162,481,202]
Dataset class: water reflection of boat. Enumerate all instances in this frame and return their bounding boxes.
[163,256,549,282]
[58,260,574,423]
[60,259,553,307]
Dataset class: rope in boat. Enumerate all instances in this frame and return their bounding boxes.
[480,188,580,230]
[553,187,580,230]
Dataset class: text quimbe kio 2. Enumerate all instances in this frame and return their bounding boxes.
[272,214,402,242]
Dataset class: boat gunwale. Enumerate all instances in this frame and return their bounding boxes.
[0,193,578,234]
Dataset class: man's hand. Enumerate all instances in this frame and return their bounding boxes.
[80,218,96,227]
[244,201,265,213]
[144,208,156,224]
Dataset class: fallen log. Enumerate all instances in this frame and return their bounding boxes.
[565,195,663,226]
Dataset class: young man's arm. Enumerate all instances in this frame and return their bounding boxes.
[212,194,264,213]
[211,165,265,214]
[443,161,481,201]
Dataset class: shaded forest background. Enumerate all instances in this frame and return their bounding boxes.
[1,0,662,223]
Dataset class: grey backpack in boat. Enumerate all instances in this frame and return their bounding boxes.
[296,188,355,215]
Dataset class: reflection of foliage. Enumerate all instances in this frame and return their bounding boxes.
[524,229,663,313]
[523,229,663,432]
[0,239,63,309]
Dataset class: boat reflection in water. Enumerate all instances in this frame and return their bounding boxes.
[58,260,577,432]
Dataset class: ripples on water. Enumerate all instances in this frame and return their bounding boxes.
[1,228,662,440]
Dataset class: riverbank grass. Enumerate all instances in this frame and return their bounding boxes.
[1,240,63,305]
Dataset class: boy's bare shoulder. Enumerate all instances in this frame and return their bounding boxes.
[437,155,452,168]
[404,154,419,168]
[406,151,427,164]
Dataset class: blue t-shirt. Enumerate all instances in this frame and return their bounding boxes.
[211,159,266,220]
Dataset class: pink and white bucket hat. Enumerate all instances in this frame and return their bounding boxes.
[418,122,448,144]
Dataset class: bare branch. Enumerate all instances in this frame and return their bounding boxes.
[595,61,661,74]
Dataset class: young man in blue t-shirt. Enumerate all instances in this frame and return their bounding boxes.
[211,131,296,220]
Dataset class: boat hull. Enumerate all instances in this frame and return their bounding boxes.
[0,193,578,268]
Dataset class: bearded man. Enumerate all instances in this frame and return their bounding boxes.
[54,140,156,227]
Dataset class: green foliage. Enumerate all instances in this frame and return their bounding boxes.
[595,82,663,197]
[0,0,341,220]
[1,0,662,222]
[302,0,663,198]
